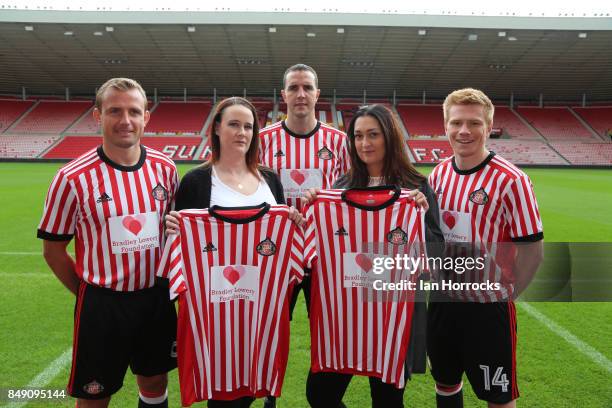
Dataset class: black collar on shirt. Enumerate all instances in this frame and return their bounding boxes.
[281,120,321,139]
[340,185,401,211]
[97,145,146,172]
[208,202,271,224]
[451,151,496,175]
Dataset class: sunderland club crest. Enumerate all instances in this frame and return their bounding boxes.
[387,227,408,246]
[151,183,168,201]
[256,238,276,256]
[469,187,489,205]
[317,146,333,160]
[83,380,104,395]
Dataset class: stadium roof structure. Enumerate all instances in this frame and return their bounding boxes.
[1,4,612,101]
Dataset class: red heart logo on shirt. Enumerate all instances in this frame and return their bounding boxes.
[442,211,456,229]
[290,170,308,186]
[223,265,246,285]
[355,253,373,273]
[122,214,146,236]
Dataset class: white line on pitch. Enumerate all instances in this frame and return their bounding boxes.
[519,302,612,374]
[1,347,72,408]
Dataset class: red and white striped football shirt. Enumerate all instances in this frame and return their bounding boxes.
[304,187,425,388]
[37,145,178,291]
[258,120,350,211]
[157,204,304,405]
[428,152,543,301]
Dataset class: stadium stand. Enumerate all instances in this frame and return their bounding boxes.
[65,106,99,134]
[0,135,59,158]
[0,99,36,133]
[146,136,202,160]
[43,136,202,160]
[550,142,612,165]
[396,105,445,137]
[407,140,453,163]
[273,103,285,123]
[0,96,609,167]
[10,101,92,134]
[336,100,363,131]
[144,101,211,135]
[42,136,111,159]
[515,106,596,140]
[315,102,335,126]
[200,138,212,161]
[251,99,275,128]
[571,106,612,140]
[492,106,541,139]
[366,99,394,106]
[335,99,396,131]
[487,140,567,165]
[406,139,569,165]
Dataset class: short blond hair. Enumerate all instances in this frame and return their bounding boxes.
[95,78,147,111]
[443,88,494,126]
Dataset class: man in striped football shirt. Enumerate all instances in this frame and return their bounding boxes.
[258,64,350,408]
[427,88,544,408]
[258,64,350,213]
[38,78,178,408]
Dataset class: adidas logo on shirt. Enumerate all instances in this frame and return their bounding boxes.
[96,192,113,203]
[202,242,217,252]
[334,226,348,236]
[274,150,285,157]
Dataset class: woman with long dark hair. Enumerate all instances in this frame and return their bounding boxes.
[303,104,444,408]
[166,96,302,225]
[165,97,301,408]
[341,104,426,188]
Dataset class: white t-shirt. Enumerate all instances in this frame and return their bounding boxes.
[210,166,278,207]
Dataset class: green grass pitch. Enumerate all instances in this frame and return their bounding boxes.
[0,163,611,407]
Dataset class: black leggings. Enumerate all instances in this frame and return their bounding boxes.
[306,370,405,408]
[207,397,254,408]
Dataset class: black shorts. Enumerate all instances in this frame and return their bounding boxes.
[67,281,177,399]
[427,297,519,404]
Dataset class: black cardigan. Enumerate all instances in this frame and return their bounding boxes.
[175,165,286,211]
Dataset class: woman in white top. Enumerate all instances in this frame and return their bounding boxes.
[165,98,302,408]
[166,96,302,229]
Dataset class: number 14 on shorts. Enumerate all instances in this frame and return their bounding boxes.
[479,365,509,392]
